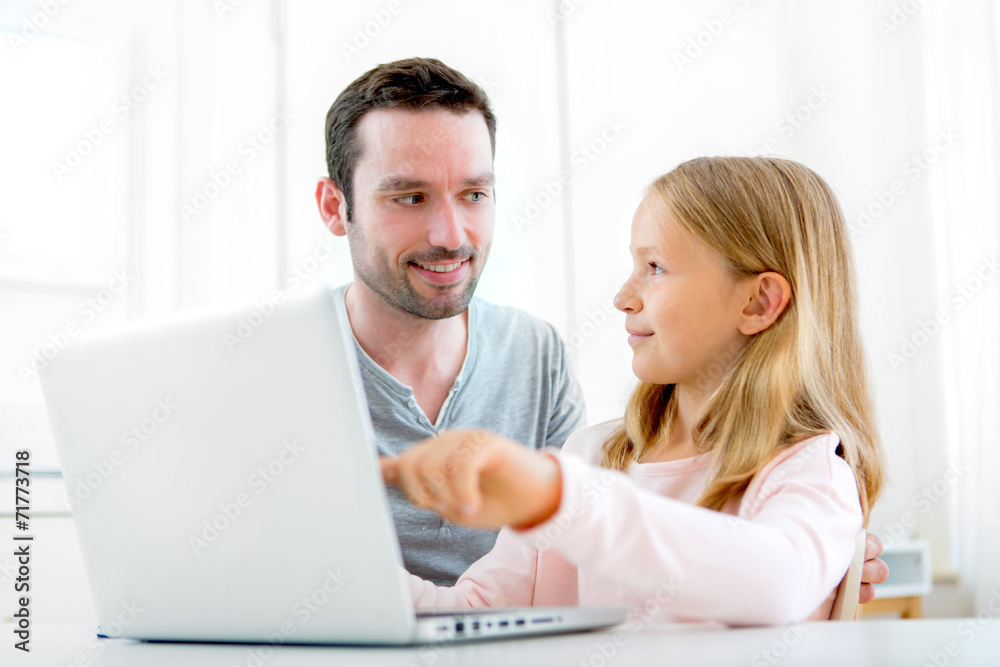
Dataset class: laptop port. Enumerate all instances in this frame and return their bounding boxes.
[455,621,464,633]
[515,618,525,626]
[472,621,480,631]
[499,620,509,628]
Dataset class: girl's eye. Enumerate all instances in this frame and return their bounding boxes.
[394,194,425,205]
[650,263,666,275]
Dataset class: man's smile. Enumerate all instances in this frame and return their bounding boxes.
[409,259,470,284]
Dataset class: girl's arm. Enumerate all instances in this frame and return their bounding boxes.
[381,431,551,610]
[383,429,861,625]
[519,433,861,625]
[405,525,542,610]
[380,430,562,531]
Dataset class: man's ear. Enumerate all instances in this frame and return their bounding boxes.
[738,272,792,335]
[315,177,349,236]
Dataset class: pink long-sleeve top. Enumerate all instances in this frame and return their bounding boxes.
[408,420,863,626]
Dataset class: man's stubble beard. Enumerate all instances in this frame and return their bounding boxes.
[346,218,490,321]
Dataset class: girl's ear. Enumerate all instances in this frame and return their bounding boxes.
[738,272,792,335]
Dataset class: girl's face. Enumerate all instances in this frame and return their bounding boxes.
[614,198,751,391]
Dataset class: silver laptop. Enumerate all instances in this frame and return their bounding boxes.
[39,286,625,645]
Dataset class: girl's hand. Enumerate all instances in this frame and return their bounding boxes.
[379,429,562,530]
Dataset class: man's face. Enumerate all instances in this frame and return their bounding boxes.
[345,108,495,320]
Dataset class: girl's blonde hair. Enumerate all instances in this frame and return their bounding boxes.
[601,156,885,524]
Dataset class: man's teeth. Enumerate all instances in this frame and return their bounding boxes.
[417,262,462,273]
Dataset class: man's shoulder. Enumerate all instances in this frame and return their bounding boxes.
[471,298,563,349]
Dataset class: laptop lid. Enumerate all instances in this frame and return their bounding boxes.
[41,287,419,644]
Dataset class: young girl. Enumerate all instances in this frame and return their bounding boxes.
[380,156,885,626]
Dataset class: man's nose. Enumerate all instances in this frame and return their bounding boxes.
[427,200,465,250]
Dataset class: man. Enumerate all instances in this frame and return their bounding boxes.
[315,57,888,601]
[315,58,587,586]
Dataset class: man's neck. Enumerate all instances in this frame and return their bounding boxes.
[343,281,469,424]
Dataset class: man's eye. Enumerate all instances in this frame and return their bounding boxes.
[464,191,488,203]
[394,194,425,205]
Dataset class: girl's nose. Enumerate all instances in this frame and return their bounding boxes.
[614,279,639,313]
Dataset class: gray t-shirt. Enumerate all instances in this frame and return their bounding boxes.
[333,284,587,586]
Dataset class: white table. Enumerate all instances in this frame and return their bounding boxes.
[5,619,999,666]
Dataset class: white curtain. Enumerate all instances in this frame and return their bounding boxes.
[921,2,1000,612]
